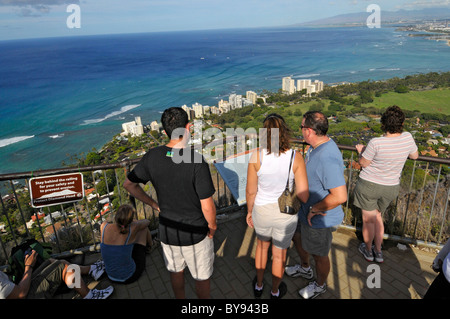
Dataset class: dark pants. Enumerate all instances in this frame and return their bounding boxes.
[423,272,450,299]
[112,244,146,285]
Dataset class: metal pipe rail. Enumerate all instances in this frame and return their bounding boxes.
[0,139,448,266]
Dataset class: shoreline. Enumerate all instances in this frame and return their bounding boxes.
[0,71,450,175]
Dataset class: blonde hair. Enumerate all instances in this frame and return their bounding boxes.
[114,204,135,234]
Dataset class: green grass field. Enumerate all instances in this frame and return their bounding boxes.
[365,88,450,115]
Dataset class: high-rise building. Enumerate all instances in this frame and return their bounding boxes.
[314,80,324,92]
[181,104,191,120]
[306,84,316,96]
[150,121,160,132]
[210,106,220,115]
[297,79,311,91]
[282,77,296,94]
[246,91,257,104]
[229,94,242,109]
[192,102,203,118]
[218,99,231,113]
[122,116,144,137]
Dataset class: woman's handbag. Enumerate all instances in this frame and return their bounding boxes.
[278,150,301,215]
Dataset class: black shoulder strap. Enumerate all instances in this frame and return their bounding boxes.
[285,150,295,190]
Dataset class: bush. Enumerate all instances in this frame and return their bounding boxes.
[395,85,409,93]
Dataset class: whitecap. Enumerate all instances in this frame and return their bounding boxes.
[0,135,35,148]
[370,68,400,72]
[82,104,141,125]
[49,134,64,139]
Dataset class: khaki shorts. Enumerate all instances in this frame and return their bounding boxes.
[252,202,298,249]
[27,260,65,299]
[353,178,400,213]
[161,236,214,281]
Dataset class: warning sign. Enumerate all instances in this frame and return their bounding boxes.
[29,173,84,208]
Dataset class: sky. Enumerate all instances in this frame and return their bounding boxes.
[0,0,449,40]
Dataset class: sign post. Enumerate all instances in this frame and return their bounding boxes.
[29,173,84,208]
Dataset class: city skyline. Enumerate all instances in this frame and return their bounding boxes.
[1,0,450,40]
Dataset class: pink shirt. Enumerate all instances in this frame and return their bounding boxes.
[360,132,418,186]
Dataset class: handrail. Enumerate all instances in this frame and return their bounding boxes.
[0,138,448,264]
[0,139,448,181]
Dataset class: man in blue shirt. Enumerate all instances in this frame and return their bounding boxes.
[285,111,347,299]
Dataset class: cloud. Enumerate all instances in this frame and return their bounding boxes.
[0,0,79,16]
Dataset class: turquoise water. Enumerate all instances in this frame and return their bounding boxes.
[0,26,449,174]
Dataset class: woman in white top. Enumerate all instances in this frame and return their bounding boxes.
[354,105,418,263]
[246,113,309,299]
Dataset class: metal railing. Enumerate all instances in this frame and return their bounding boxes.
[0,139,448,269]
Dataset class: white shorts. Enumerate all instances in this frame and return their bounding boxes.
[161,236,214,281]
[252,202,298,249]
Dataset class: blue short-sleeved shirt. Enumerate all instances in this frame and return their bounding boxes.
[299,139,346,228]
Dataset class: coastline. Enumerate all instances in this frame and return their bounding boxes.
[80,72,450,169]
[1,71,449,176]
[1,26,450,175]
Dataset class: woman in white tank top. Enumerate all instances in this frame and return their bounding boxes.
[246,113,309,298]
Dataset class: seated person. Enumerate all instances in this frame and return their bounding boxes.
[0,250,113,299]
[100,204,154,284]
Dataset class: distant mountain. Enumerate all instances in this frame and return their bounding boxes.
[297,7,450,26]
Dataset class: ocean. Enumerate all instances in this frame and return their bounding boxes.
[1,26,450,175]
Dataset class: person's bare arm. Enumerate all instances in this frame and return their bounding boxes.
[6,250,38,299]
[409,150,419,160]
[355,144,372,168]
[200,196,217,238]
[293,153,309,203]
[307,185,347,226]
[245,152,258,228]
[123,178,160,212]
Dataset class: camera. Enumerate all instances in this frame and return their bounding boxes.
[24,248,33,258]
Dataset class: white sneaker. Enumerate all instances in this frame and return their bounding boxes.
[298,281,326,299]
[85,286,114,299]
[285,264,314,279]
[89,260,105,281]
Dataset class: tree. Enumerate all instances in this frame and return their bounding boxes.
[360,90,374,104]
[394,85,409,93]
[84,152,102,166]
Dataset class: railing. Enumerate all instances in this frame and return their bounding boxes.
[0,139,448,269]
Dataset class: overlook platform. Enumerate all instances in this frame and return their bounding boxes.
[56,211,439,300]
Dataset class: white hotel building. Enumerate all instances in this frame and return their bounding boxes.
[121,116,144,137]
[282,76,324,96]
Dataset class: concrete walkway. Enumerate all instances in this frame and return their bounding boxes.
[58,210,439,300]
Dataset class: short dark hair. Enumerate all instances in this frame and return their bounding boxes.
[161,107,189,140]
[303,111,328,136]
[381,105,404,134]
